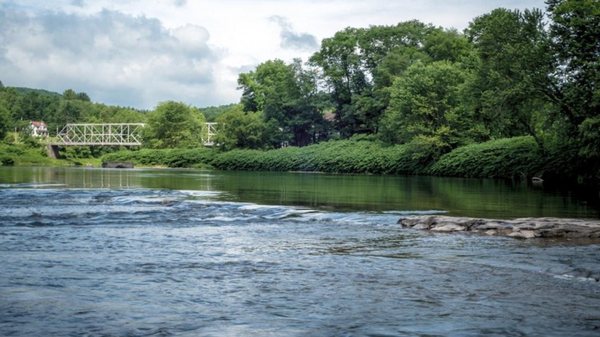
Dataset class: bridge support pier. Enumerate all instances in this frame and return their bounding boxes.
[47,144,61,159]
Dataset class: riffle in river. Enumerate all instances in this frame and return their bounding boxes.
[0,167,599,336]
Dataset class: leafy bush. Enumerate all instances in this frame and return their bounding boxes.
[99,138,558,180]
[0,156,14,166]
[102,148,217,168]
[210,139,441,174]
[427,136,545,178]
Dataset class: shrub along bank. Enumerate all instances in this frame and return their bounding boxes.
[100,136,567,181]
[428,137,545,178]
[101,148,216,168]
[0,143,65,167]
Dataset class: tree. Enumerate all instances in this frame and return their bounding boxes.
[238,59,328,146]
[379,61,472,148]
[63,89,91,102]
[464,8,554,148]
[214,104,269,150]
[310,21,470,137]
[0,104,11,140]
[546,0,600,161]
[144,101,205,148]
[309,27,369,137]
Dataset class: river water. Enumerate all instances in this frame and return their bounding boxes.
[0,167,599,336]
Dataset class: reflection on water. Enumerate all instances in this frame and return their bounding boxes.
[0,166,598,218]
[0,187,599,337]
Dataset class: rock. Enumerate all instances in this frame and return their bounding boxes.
[102,161,134,169]
[399,215,600,241]
[430,223,466,232]
[508,230,537,239]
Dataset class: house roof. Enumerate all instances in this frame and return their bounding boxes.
[30,121,47,127]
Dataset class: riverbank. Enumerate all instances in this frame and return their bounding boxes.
[1,136,595,186]
[101,136,551,175]
[399,215,600,241]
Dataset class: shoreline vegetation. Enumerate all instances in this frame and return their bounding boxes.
[100,136,546,177]
[0,134,591,185]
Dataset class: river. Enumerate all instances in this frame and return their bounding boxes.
[0,167,599,336]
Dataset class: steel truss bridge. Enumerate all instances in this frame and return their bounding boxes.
[47,123,217,158]
[56,123,146,146]
[53,123,217,146]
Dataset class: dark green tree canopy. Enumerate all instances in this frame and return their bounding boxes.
[144,101,205,148]
[238,59,328,147]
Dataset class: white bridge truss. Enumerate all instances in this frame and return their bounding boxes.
[56,123,145,146]
[55,122,218,147]
[202,122,217,147]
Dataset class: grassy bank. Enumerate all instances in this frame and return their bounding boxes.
[0,143,66,167]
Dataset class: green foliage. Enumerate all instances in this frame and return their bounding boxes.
[310,21,474,137]
[201,103,238,122]
[210,139,444,175]
[144,101,206,148]
[464,8,553,143]
[62,146,93,159]
[547,0,599,126]
[428,136,545,178]
[102,148,216,168]
[214,105,269,151]
[379,61,471,147]
[238,59,328,147]
[0,104,10,139]
[546,0,600,177]
[0,143,62,166]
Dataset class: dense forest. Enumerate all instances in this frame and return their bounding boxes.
[1,0,598,181]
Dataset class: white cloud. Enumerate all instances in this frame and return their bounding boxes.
[269,15,319,51]
[0,7,223,108]
[0,0,548,109]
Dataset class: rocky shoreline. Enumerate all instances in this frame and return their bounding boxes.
[398,216,600,240]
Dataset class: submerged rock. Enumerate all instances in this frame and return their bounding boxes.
[398,216,600,240]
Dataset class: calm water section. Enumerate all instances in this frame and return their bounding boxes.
[1,167,599,336]
[0,166,598,218]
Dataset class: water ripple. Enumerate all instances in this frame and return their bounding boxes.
[0,188,599,336]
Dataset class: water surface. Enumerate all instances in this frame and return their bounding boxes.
[0,167,599,336]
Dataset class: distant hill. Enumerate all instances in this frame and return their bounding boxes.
[200,103,238,122]
[11,87,62,97]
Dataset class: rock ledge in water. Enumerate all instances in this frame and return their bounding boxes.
[398,216,600,240]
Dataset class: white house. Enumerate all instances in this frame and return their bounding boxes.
[30,121,48,137]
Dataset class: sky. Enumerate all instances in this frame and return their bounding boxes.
[0,0,547,109]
